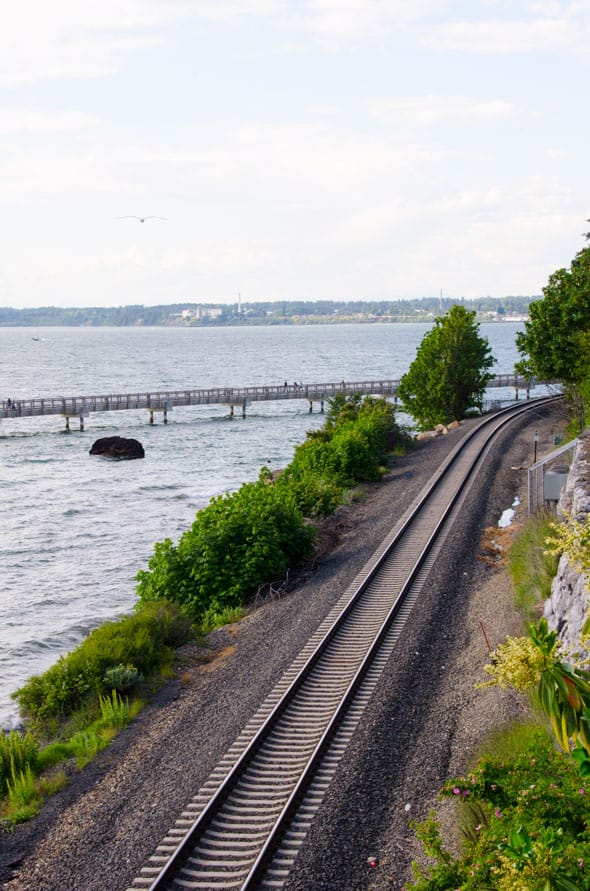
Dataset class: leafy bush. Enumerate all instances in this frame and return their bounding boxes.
[283,395,402,494]
[136,395,404,621]
[330,424,382,484]
[276,473,342,518]
[408,729,590,890]
[13,600,192,727]
[103,663,143,692]
[137,477,315,618]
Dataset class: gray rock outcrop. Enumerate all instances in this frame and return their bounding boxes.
[543,430,590,654]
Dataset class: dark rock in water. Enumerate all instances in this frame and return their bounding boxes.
[89,436,145,459]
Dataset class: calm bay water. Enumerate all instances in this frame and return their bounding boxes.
[0,322,525,729]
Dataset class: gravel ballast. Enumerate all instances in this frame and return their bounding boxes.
[0,399,568,891]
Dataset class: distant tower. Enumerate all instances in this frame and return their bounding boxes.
[238,292,242,314]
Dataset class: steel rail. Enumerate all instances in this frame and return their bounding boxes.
[128,395,560,891]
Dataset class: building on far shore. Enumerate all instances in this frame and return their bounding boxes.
[179,306,224,321]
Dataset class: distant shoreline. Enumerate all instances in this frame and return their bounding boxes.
[0,315,529,329]
[0,296,534,328]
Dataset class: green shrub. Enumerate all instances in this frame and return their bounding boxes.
[276,473,342,517]
[12,600,192,727]
[289,424,372,488]
[354,395,404,455]
[328,424,381,484]
[281,396,403,510]
[136,477,315,619]
[103,663,143,692]
[408,729,590,890]
[285,436,334,482]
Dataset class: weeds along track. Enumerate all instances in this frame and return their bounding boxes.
[128,396,560,891]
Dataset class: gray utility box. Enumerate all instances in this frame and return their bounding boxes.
[544,464,570,501]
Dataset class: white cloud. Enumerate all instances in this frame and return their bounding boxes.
[0,1,282,87]
[423,16,590,53]
[529,1,590,12]
[0,6,158,86]
[0,107,98,135]
[369,95,517,126]
[285,0,442,45]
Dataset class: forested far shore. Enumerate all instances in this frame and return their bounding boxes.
[0,296,534,327]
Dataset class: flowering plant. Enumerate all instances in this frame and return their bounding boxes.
[407,731,589,890]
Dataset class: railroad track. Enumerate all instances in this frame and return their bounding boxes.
[128,396,560,891]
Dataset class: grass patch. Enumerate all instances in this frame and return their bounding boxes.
[0,764,69,826]
[507,511,559,621]
[5,765,42,824]
[0,691,145,826]
[0,731,38,797]
[471,715,552,764]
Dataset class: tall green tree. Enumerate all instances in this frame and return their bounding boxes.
[398,305,495,430]
[516,232,590,433]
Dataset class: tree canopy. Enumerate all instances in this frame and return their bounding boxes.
[398,305,495,430]
[516,232,590,432]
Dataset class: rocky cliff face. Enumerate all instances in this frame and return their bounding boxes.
[543,430,590,654]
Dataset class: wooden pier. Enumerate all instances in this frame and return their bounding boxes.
[0,374,539,430]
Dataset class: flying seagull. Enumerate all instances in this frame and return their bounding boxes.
[117,215,167,223]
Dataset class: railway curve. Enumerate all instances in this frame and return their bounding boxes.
[125,395,562,891]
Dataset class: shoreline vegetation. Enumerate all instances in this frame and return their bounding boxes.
[0,296,533,328]
[2,393,411,824]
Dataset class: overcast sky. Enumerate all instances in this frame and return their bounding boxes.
[1,1,588,308]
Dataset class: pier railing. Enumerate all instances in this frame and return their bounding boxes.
[0,374,545,429]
